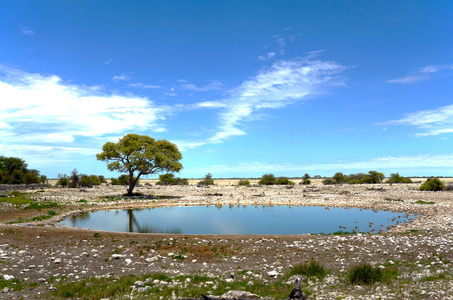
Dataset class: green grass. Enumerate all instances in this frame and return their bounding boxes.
[24,202,59,210]
[0,278,25,292]
[346,263,398,285]
[0,195,32,206]
[415,200,435,205]
[285,260,328,280]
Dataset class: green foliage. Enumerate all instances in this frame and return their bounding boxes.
[322,178,336,185]
[198,173,214,186]
[98,175,107,183]
[70,169,80,188]
[24,202,59,211]
[97,133,183,195]
[415,200,435,205]
[24,172,40,185]
[419,178,444,191]
[301,179,311,185]
[333,172,346,183]
[79,174,102,187]
[276,177,295,185]
[347,264,383,285]
[156,173,188,185]
[387,173,412,184]
[238,179,251,186]
[302,173,311,180]
[361,171,385,184]
[57,174,70,187]
[258,174,276,185]
[286,260,327,279]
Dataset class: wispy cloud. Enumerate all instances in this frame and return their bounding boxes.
[112,74,131,82]
[0,65,169,162]
[180,80,222,92]
[129,82,161,89]
[387,64,453,84]
[179,56,346,148]
[379,104,453,137]
[258,52,276,61]
[18,25,34,35]
[191,153,453,176]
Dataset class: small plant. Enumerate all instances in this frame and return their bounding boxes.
[301,179,311,185]
[276,177,295,185]
[78,199,87,203]
[286,259,327,279]
[93,232,100,238]
[238,179,251,186]
[419,178,444,191]
[347,263,383,285]
[415,200,435,205]
[197,173,214,186]
[258,174,276,185]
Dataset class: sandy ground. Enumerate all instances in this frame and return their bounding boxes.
[0,182,452,299]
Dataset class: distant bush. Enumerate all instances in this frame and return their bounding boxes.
[238,179,251,186]
[387,173,412,184]
[360,171,385,184]
[347,263,383,285]
[111,174,139,186]
[57,174,70,187]
[24,172,40,185]
[333,172,346,184]
[98,175,107,183]
[276,177,295,185]
[419,178,444,191]
[198,173,215,186]
[287,260,327,279]
[302,173,311,180]
[156,173,188,185]
[301,179,311,185]
[258,174,277,185]
[322,178,336,185]
[79,174,102,188]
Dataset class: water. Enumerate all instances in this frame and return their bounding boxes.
[55,205,415,235]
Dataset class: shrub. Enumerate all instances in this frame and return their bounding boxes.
[301,179,311,185]
[238,179,251,186]
[347,179,361,184]
[276,177,295,185]
[303,173,311,180]
[79,174,102,188]
[322,178,336,185]
[258,174,276,185]
[70,169,80,188]
[361,171,385,184]
[156,173,188,185]
[333,172,346,184]
[347,263,383,285]
[287,260,327,279]
[419,178,444,191]
[198,173,214,186]
[98,175,107,183]
[57,174,70,187]
[388,173,412,184]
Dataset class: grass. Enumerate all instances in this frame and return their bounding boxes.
[52,272,296,299]
[415,200,435,205]
[24,202,59,210]
[0,278,25,292]
[285,259,328,280]
[346,263,398,285]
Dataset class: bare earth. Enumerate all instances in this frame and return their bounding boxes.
[1,181,452,299]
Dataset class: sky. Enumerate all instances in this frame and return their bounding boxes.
[1,1,453,179]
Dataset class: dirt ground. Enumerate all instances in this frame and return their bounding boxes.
[1,182,452,299]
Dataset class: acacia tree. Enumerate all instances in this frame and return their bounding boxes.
[96,133,183,195]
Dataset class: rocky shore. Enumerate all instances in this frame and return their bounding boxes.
[0,183,452,299]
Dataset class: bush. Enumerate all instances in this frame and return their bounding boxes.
[57,174,70,187]
[387,173,412,184]
[276,177,295,185]
[419,178,444,191]
[302,173,311,180]
[258,174,276,185]
[361,171,385,184]
[287,260,327,279]
[79,174,102,188]
[333,172,345,184]
[347,263,383,285]
[198,173,214,186]
[301,179,311,185]
[156,173,188,185]
[70,169,80,188]
[238,179,251,186]
[322,178,336,185]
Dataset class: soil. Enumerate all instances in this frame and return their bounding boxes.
[0,182,452,299]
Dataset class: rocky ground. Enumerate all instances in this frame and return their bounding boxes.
[0,182,452,299]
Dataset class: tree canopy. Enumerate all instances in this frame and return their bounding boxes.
[96,133,183,195]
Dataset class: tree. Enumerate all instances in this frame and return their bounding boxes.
[96,133,183,195]
[333,172,346,184]
[419,178,444,191]
[361,171,385,184]
[57,174,70,187]
[70,169,80,188]
[258,174,277,185]
[198,173,214,186]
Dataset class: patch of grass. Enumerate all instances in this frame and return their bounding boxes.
[285,259,327,280]
[24,202,59,210]
[421,273,447,282]
[0,278,24,292]
[0,195,32,206]
[346,263,398,285]
[415,200,435,205]
[78,199,87,203]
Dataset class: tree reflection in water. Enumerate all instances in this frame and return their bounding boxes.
[126,209,181,234]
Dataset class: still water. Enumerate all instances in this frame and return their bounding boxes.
[55,205,415,235]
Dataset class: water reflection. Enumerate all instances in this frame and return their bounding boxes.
[56,205,416,235]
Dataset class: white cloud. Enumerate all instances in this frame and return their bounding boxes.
[193,153,453,175]
[387,64,453,84]
[379,104,453,137]
[129,82,161,89]
[259,52,276,61]
[180,80,222,92]
[112,74,130,81]
[19,25,34,35]
[0,65,169,160]
[193,101,227,109]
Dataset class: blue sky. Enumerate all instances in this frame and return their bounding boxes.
[1,1,453,179]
